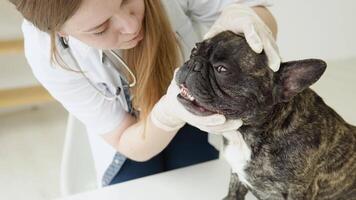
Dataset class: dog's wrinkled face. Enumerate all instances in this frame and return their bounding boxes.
[176,31,273,119]
[176,31,326,121]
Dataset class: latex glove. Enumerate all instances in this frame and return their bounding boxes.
[150,69,242,133]
[204,4,281,71]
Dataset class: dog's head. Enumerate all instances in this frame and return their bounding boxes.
[176,31,326,122]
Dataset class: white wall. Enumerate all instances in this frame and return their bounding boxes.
[0,1,38,90]
[0,1,23,40]
[269,0,356,61]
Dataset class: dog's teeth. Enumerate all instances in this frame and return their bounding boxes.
[188,94,195,101]
[180,89,187,97]
[180,88,185,94]
[179,86,195,101]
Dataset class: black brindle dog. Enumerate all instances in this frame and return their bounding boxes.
[175,31,356,200]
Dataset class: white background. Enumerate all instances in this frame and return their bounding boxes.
[270,0,356,61]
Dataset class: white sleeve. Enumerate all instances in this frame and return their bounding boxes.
[180,0,272,25]
[21,20,127,135]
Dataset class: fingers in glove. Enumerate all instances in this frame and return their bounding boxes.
[197,119,243,133]
[263,38,281,72]
[204,23,228,40]
[186,113,226,127]
[243,22,263,53]
[173,67,180,79]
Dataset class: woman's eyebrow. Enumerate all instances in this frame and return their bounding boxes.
[82,19,109,32]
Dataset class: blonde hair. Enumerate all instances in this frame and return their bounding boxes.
[9,0,181,120]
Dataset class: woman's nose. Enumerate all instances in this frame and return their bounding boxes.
[112,12,139,34]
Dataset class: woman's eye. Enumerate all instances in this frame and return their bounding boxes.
[93,29,107,36]
[215,65,227,73]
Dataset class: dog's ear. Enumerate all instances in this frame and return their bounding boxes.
[274,59,326,102]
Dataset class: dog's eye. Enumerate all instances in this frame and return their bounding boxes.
[214,65,227,73]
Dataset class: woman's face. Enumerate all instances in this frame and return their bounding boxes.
[61,0,145,50]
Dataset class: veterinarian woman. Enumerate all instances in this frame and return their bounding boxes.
[9,0,279,187]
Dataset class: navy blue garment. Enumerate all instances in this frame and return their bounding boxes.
[109,124,219,184]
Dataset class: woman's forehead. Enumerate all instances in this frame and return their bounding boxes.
[62,0,122,33]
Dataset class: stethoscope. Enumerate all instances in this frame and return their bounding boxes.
[59,36,136,108]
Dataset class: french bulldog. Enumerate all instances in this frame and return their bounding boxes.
[175,31,356,200]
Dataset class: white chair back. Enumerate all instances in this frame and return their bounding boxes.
[60,114,98,196]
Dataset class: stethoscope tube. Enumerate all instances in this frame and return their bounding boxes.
[59,36,136,104]
[107,50,137,88]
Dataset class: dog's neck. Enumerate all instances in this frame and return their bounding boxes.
[239,89,322,136]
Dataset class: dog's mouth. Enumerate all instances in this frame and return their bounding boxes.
[177,84,219,116]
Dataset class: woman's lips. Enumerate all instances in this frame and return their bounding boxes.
[126,28,143,43]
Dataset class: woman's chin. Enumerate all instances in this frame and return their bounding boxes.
[117,34,144,49]
[115,40,141,50]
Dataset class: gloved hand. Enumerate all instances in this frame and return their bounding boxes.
[150,69,243,133]
[204,4,281,71]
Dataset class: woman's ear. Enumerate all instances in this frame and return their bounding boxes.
[273,59,327,102]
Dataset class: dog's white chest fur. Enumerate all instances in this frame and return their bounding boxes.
[222,131,252,187]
